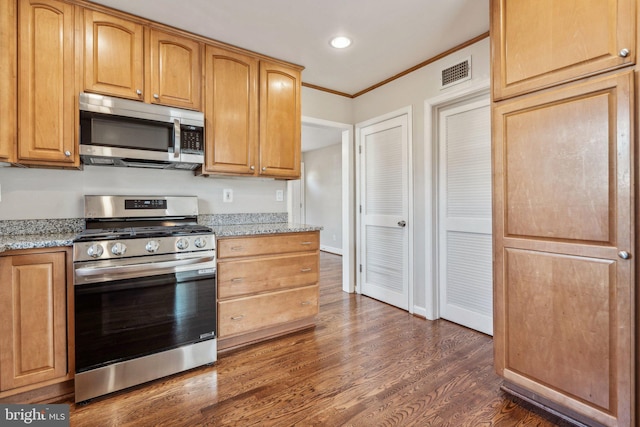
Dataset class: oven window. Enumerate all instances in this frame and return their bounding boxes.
[75,272,216,373]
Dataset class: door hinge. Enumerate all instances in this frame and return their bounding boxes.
[359,145,362,154]
[359,264,362,273]
[359,205,362,214]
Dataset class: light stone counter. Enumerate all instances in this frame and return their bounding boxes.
[211,222,322,238]
[0,215,321,253]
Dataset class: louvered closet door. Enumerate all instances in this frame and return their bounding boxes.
[438,97,492,335]
[359,115,409,310]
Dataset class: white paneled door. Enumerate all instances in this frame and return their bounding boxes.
[359,114,410,310]
[437,96,492,335]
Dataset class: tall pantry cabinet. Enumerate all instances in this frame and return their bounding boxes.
[491,1,636,426]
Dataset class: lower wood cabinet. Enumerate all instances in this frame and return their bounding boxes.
[217,232,320,351]
[0,248,74,402]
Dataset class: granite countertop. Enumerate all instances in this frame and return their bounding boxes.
[0,232,78,253]
[0,218,322,253]
[0,219,82,253]
[211,222,322,237]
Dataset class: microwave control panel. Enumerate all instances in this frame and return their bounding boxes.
[181,126,204,154]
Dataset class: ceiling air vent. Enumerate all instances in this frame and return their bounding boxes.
[440,57,471,89]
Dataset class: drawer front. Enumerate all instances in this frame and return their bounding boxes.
[218,232,319,258]
[218,253,318,299]
[218,285,318,337]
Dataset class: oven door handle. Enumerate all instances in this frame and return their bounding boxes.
[74,257,216,285]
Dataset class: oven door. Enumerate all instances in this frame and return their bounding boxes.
[74,256,216,373]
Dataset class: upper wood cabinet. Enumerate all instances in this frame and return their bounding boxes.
[203,49,302,179]
[259,61,301,178]
[84,10,144,101]
[491,0,636,100]
[0,249,71,393]
[203,45,258,175]
[0,0,16,163]
[84,11,203,110]
[148,28,202,110]
[17,0,78,167]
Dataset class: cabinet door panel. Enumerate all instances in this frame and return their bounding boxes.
[18,0,77,165]
[218,253,319,298]
[505,249,614,410]
[218,285,318,337]
[84,10,144,100]
[0,0,16,162]
[149,29,202,110]
[204,46,258,174]
[492,0,635,100]
[259,61,301,178]
[493,72,633,426]
[0,252,67,391]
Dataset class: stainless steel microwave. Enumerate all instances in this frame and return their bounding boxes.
[79,93,205,170]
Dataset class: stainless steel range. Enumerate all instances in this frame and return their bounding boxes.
[73,195,216,403]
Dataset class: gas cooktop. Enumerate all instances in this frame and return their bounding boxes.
[74,224,213,242]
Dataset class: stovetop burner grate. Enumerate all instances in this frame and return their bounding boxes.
[74,224,213,242]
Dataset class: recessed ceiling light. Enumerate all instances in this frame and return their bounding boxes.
[330,36,352,49]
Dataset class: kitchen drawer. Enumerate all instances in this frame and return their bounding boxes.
[218,253,318,299]
[218,285,318,337]
[217,232,319,258]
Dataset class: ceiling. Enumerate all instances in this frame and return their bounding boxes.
[87,0,490,97]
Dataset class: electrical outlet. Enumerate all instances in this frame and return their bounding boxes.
[223,189,233,203]
[276,190,284,202]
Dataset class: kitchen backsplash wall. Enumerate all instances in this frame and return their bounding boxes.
[0,165,288,220]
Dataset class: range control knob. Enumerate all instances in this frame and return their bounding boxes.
[145,240,160,253]
[176,238,190,250]
[111,242,127,256]
[194,237,207,248]
[87,244,104,258]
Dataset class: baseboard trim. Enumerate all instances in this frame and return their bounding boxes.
[320,245,342,255]
[501,381,602,427]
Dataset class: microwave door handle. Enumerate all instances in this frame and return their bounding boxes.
[173,119,181,158]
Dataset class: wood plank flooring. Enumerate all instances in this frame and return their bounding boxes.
[68,252,572,426]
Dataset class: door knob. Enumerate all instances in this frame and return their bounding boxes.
[619,48,630,58]
[618,251,631,259]
[397,220,406,227]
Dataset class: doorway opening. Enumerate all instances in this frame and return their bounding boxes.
[291,117,354,293]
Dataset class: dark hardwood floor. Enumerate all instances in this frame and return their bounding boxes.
[69,252,572,426]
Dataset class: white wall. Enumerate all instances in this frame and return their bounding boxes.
[0,166,287,219]
[352,37,491,316]
[303,144,342,253]
[301,86,353,124]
